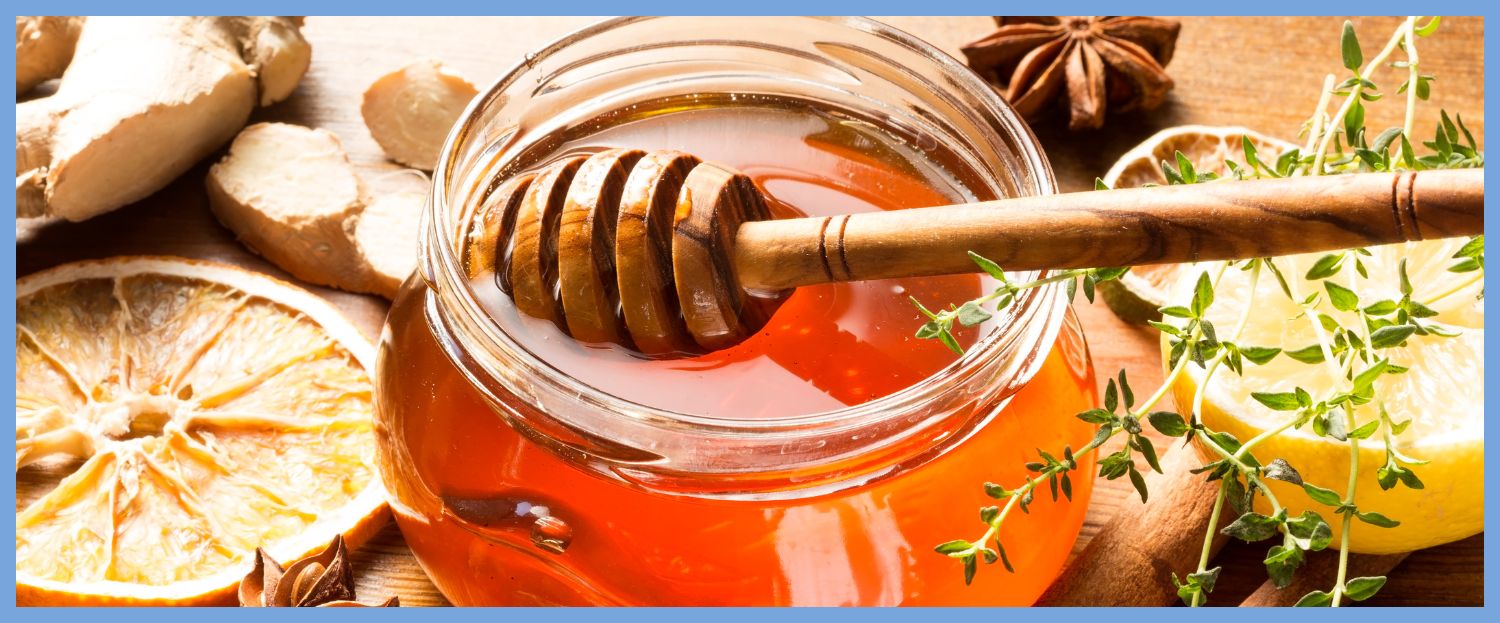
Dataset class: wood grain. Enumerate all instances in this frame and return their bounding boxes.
[1037,446,1231,606]
[557,149,639,344]
[669,161,776,351]
[14,15,1483,607]
[614,151,701,355]
[733,169,1484,289]
[508,155,582,326]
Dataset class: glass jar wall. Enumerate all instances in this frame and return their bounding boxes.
[374,17,1097,605]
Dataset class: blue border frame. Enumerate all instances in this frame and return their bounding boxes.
[4,2,1493,615]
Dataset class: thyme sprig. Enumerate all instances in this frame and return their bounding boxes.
[915,16,1483,606]
[912,255,1128,355]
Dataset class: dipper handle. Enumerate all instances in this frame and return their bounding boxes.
[469,149,1483,357]
[732,168,1485,290]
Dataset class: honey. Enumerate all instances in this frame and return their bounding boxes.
[375,95,1099,605]
[467,99,1016,415]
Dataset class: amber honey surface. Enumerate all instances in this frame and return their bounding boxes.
[468,101,1009,416]
[375,100,1098,605]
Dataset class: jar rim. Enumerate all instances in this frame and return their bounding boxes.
[421,16,1066,489]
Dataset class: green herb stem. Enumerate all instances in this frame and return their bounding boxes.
[1190,485,1229,607]
[1195,425,1286,512]
[954,345,1194,564]
[1398,20,1422,162]
[968,269,1096,308]
[1141,354,1189,415]
[1286,255,1349,380]
[1311,17,1418,174]
[1299,74,1339,167]
[1233,416,1302,462]
[1326,301,1392,607]
[1331,403,1362,607]
[948,290,1204,573]
[1182,262,1284,608]
[1010,269,1097,293]
[1182,261,1241,432]
[1422,270,1484,306]
[1187,261,1257,430]
[958,426,1116,560]
[1230,261,1264,337]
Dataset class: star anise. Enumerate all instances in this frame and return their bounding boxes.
[961,16,1181,130]
[239,536,399,607]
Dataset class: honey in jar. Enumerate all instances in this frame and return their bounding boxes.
[375,17,1097,606]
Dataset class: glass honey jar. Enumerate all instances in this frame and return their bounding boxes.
[375,16,1097,606]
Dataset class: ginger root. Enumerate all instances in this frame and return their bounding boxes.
[15,16,83,93]
[361,59,478,171]
[207,123,422,299]
[16,16,311,221]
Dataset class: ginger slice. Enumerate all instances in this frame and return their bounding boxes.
[361,59,478,171]
[206,123,366,292]
[206,123,422,299]
[353,190,427,297]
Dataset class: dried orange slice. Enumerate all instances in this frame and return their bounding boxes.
[16,257,388,605]
[1097,126,1298,322]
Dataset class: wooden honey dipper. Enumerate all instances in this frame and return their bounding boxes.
[464,148,1484,356]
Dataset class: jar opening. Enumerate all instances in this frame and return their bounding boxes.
[421,17,1065,494]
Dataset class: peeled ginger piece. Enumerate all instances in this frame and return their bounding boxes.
[361,59,478,171]
[206,123,421,298]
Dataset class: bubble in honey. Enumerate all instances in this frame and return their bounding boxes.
[531,515,574,554]
[442,493,573,554]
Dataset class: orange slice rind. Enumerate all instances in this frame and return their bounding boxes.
[1096,126,1298,323]
[16,257,388,605]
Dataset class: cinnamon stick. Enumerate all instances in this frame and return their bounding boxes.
[1239,552,1408,606]
[1037,445,1227,606]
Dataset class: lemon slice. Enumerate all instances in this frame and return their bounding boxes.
[1097,126,1298,322]
[1113,130,1486,554]
[16,257,388,605]
[1166,239,1483,554]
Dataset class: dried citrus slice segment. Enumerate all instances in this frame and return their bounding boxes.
[1096,126,1298,322]
[16,257,387,605]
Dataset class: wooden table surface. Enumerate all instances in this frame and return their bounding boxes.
[16,16,1483,607]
